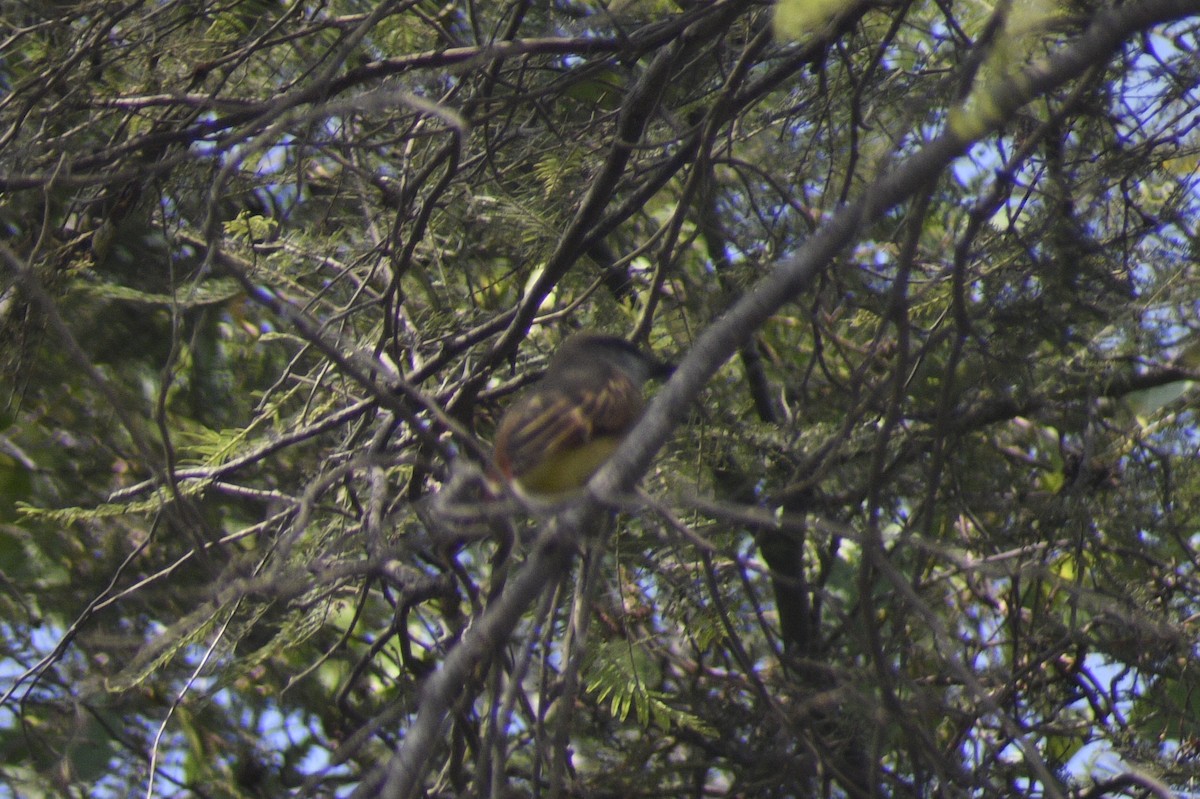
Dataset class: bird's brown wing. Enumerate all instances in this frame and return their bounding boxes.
[494,363,642,480]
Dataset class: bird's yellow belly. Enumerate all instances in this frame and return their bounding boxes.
[515,436,622,495]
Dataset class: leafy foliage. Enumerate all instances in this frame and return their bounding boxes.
[1,1,1200,798]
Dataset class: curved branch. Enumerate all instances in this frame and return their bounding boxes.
[362,4,1200,797]
[364,520,582,799]
[590,0,1200,503]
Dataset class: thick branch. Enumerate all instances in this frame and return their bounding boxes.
[590,0,1200,503]
[364,520,583,799]
[366,4,1200,797]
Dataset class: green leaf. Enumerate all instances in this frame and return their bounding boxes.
[65,715,116,783]
[1125,380,1195,424]
[774,0,856,39]
[0,453,33,523]
[77,278,243,308]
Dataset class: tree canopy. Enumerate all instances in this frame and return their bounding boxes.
[3,1,1200,797]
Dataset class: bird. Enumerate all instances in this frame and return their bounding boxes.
[492,333,673,496]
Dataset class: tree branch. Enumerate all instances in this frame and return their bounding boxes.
[590,0,1200,503]
[365,515,585,799]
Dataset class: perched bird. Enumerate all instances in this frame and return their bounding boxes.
[493,333,673,495]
